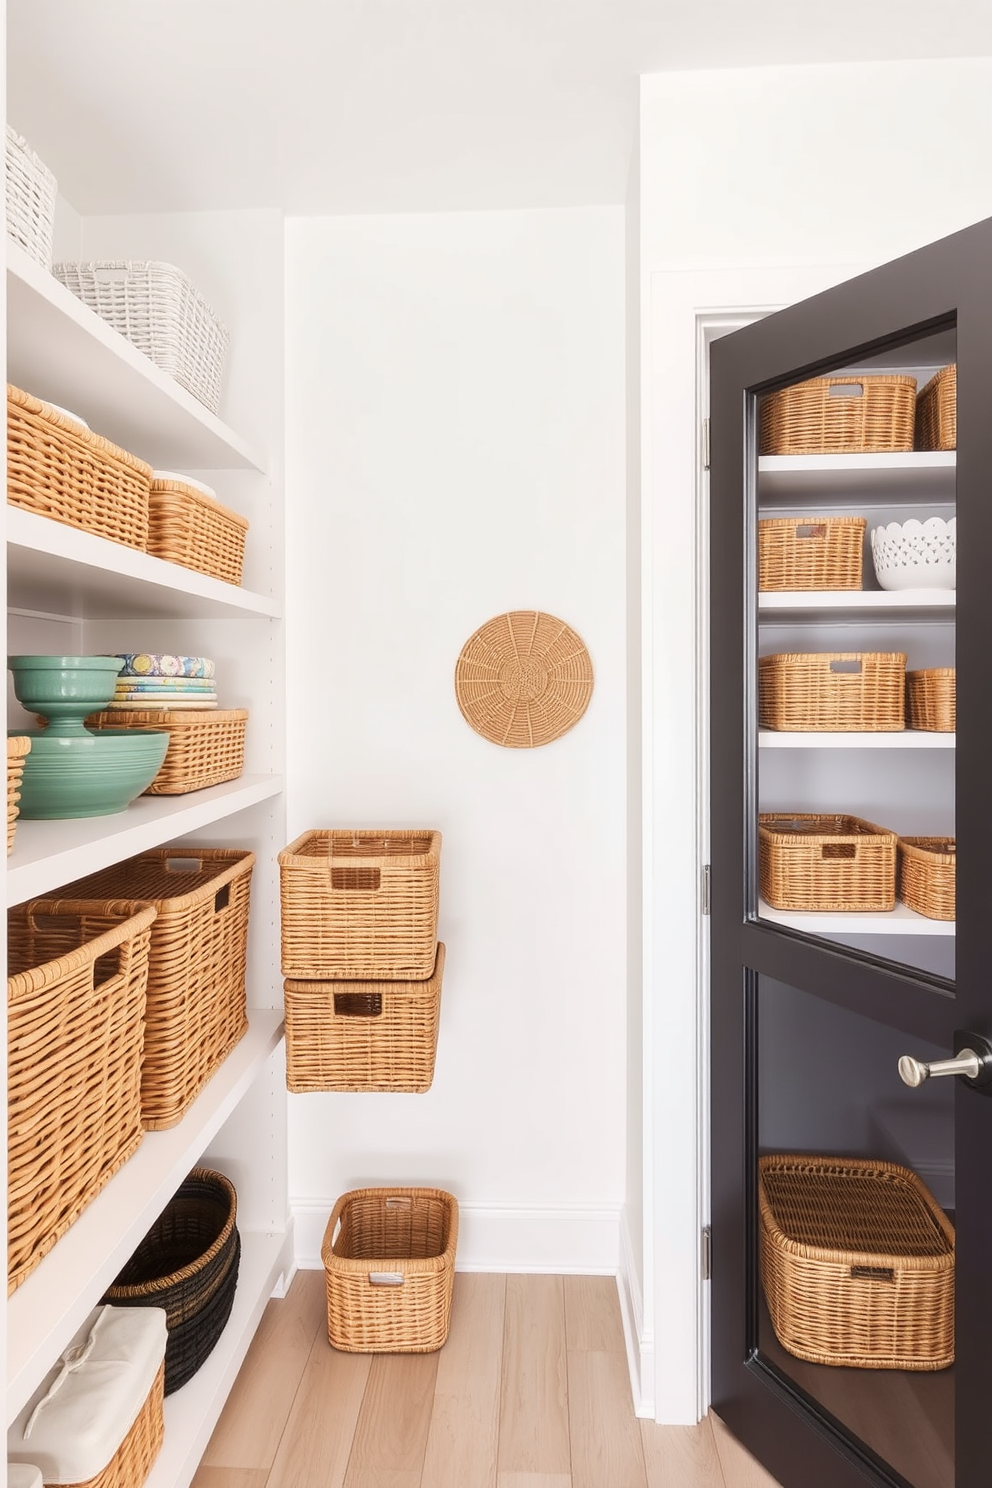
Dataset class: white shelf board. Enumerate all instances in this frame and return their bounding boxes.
[7,775,283,905]
[759,588,955,617]
[6,1012,287,1424]
[6,244,265,472]
[8,508,281,620]
[147,1228,293,1488]
[758,452,955,500]
[759,730,955,749]
[758,899,954,936]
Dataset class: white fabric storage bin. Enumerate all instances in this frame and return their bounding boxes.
[5,125,57,268]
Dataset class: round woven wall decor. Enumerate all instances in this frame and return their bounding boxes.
[454,611,594,748]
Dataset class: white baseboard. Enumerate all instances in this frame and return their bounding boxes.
[290,1198,622,1274]
[618,1207,654,1417]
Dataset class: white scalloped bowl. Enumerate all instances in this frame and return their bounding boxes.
[870,517,956,591]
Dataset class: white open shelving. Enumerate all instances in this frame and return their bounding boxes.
[758,900,954,936]
[758,451,955,501]
[759,589,955,616]
[759,730,954,749]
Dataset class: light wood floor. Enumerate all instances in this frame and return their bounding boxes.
[193,1270,784,1488]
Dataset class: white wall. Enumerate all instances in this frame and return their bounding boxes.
[284,207,628,1271]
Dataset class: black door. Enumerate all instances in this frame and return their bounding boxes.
[710,217,992,1488]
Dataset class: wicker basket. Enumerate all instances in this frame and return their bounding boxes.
[897,837,955,921]
[55,849,254,1131]
[103,1168,240,1395]
[7,383,152,549]
[87,708,248,793]
[760,375,917,455]
[5,125,57,269]
[759,813,898,912]
[759,652,906,732]
[148,474,249,586]
[907,668,955,732]
[322,1187,458,1353]
[7,900,156,1293]
[285,942,445,1093]
[758,517,866,592]
[279,829,442,980]
[759,1154,954,1370]
[7,734,30,853]
[915,365,956,451]
[53,260,229,414]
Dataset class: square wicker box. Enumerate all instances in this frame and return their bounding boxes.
[5,124,57,269]
[87,708,248,793]
[7,383,152,550]
[321,1187,458,1353]
[7,734,30,854]
[759,374,917,455]
[758,813,898,912]
[915,365,956,451]
[907,668,955,732]
[279,829,442,980]
[149,474,249,586]
[759,652,906,732]
[285,942,445,1093]
[759,1154,954,1370]
[7,900,156,1293]
[897,837,955,921]
[758,516,866,592]
[56,849,254,1131]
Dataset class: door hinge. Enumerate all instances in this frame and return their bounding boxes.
[701,1224,712,1281]
[702,416,711,470]
[701,864,711,916]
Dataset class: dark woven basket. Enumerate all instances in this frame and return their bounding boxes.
[103,1166,240,1393]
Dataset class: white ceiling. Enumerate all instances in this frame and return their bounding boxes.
[8,0,992,217]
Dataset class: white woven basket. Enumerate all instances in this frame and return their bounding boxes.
[5,125,57,268]
[52,259,230,413]
[870,517,956,591]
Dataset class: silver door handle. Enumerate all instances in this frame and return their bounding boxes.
[898,1049,982,1087]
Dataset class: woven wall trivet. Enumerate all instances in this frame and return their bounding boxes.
[454,610,594,748]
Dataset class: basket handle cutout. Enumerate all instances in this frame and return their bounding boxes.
[92,266,132,284]
[822,843,857,859]
[386,1196,413,1209]
[369,1272,405,1286]
[334,992,383,1019]
[829,659,863,674]
[92,947,124,990]
[214,883,230,913]
[794,523,827,540]
[332,866,381,891]
[828,382,865,398]
[164,856,202,874]
[850,1265,894,1282]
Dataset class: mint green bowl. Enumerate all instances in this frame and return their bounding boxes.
[12,728,170,819]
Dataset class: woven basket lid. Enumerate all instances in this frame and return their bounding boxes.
[454,610,593,748]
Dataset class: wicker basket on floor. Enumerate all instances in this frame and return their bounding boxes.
[7,383,151,549]
[56,849,254,1130]
[760,375,917,455]
[759,1154,954,1370]
[758,516,866,592]
[148,474,248,586]
[759,813,898,912]
[322,1187,458,1353]
[5,125,57,268]
[7,734,30,853]
[907,668,955,732]
[915,365,956,451]
[759,652,906,732]
[7,900,156,1293]
[87,707,248,792]
[897,837,955,921]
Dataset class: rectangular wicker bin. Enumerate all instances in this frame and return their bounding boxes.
[285,942,445,1093]
[87,708,248,793]
[898,837,955,921]
[907,668,955,732]
[915,364,956,451]
[758,516,866,592]
[759,813,898,912]
[759,374,917,455]
[7,383,152,550]
[321,1187,458,1353]
[759,1154,955,1370]
[56,849,254,1131]
[7,900,156,1293]
[149,474,249,586]
[7,733,30,854]
[279,829,442,980]
[759,652,906,732]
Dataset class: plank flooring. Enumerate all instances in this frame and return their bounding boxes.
[194,1271,784,1488]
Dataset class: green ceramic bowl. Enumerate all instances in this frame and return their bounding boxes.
[13,727,170,819]
[8,655,124,734]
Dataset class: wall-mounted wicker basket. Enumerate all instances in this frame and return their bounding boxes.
[897,837,955,921]
[759,652,906,732]
[915,365,956,451]
[906,668,955,732]
[758,812,898,913]
[760,375,917,455]
[758,516,865,592]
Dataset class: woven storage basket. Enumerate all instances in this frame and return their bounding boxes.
[285,942,445,1093]
[7,384,152,549]
[759,652,906,732]
[759,813,898,913]
[7,734,30,853]
[897,837,955,921]
[55,849,254,1131]
[7,900,156,1293]
[279,829,442,980]
[759,1154,954,1370]
[148,475,248,586]
[760,374,917,455]
[5,125,57,268]
[907,668,955,732]
[53,260,229,414]
[758,516,865,592]
[915,365,956,451]
[103,1168,240,1395]
[322,1187,458,1353]
[87,708,248,793]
